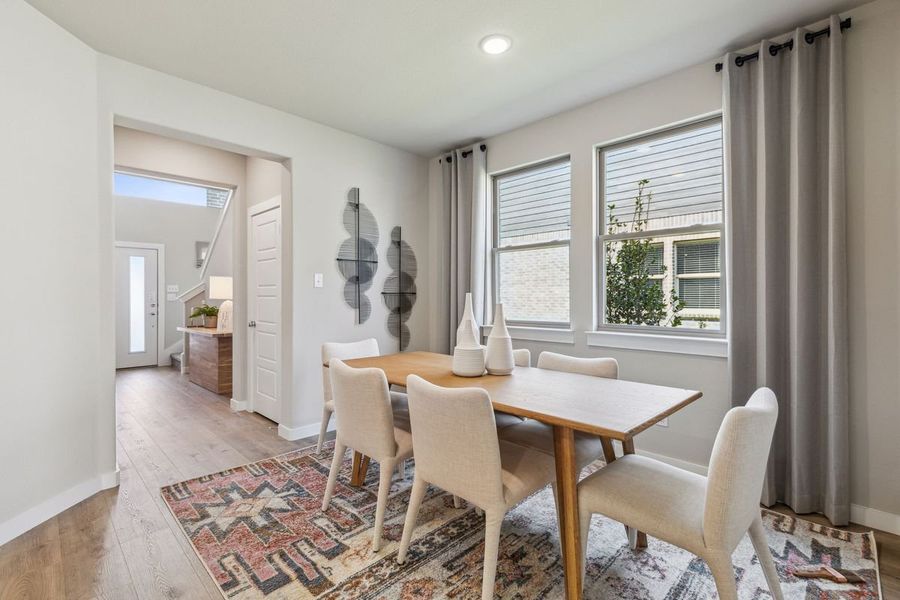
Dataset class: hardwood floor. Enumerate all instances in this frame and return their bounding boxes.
[0,366,897,599]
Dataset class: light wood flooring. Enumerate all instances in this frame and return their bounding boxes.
[0,366,897,599]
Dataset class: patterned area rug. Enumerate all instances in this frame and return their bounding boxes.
[161,442,881,599]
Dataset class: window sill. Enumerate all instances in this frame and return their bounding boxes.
[585,330,727,358]
[482,325,575,344]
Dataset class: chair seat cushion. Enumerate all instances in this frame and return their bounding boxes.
[498,440,558,507]
[578,454,707,552]
[497,420,603,470]
[494,411,525,429]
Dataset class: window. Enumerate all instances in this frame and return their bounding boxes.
[114,171,232,208]
[493,158,571,325]
[599,117,724,331]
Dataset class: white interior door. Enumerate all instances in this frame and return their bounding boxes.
[248,204,282,422]
[115,245,159,368]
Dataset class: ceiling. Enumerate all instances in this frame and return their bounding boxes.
[28,0,868,156]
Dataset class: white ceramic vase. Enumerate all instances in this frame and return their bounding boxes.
[485,303,514,375]
[452,293,486,377]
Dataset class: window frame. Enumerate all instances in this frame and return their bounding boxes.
[596,116,727,338]
[492,156,572,328]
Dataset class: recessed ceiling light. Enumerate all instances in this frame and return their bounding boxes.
[480,34,512,55]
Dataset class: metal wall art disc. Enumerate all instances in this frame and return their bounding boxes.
[382,226,417,350]
[336,188,379,324]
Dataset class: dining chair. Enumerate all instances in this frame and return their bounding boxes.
[497,351,614,468]
[319,339,405,453]
[577,388,783,600]
[321,359,413,552]
[513,348,531,367]
[396,375,559,600]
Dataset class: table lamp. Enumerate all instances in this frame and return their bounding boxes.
[209,276,233,333]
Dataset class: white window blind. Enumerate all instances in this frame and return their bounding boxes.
[498,160,571,246]
[604,120,723,233]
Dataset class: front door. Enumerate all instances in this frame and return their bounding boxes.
[115,245,159,368]
[248,204,281,422]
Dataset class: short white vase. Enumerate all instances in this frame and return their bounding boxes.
[485,303,514,375]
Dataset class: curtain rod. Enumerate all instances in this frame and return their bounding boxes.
[444,143,487,163]
[715,16,851,72]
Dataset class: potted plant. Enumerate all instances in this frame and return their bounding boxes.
[190,304,219,328]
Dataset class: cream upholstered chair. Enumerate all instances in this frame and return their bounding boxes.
[321,359,413,552]
[319,339,403,453]
[397,376,559,600]
[537,350,617,378]
[491,349,532,430]
[497,351,614,467]
[577,388,783,600]
[513,348,531,367]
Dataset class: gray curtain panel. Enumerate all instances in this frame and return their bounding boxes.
[723,15,849,525]
[442,146,490,351]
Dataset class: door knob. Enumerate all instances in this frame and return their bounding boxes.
[248,321,256,327]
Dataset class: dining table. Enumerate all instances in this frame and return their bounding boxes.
[336,351,703,600]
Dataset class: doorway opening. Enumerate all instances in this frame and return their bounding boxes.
[111,123,292,432]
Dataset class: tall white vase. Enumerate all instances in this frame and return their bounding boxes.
[485,303,514,375]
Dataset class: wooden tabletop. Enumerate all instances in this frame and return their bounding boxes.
[341,351,702,440]
[176,326,232,338]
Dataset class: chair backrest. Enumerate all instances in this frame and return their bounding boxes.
[406,375,505,508]
[513,348,531,367]
[329,359,398,460]
[703,387,778,551]
[537,351,618,379]
[321,338,380,407]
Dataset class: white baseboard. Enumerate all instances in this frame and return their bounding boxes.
[278,419,336,442]
[636,448,709,476]
[0,467,120,547]
[851,503,900,536]
[230,398,249,412]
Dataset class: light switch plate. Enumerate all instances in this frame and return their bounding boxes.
[167,284,180,293]
[314,273,324,288]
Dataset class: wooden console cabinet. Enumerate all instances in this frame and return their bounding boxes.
[177,327,232,395]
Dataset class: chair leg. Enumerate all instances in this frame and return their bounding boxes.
[481,509,505,600]
[321,440,346,511]
[397,476,427,564]
[749,515,783,600]
[372,458,395,552]
[397,459,406,480]
[550,482,564,552]
[452,495,462,509]
[578,507,592,588]
[706,552,738,600]
[316,406,333,454]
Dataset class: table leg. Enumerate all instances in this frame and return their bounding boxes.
[350,451,371,486]
[621,439,648,549]
[553,425,582,600]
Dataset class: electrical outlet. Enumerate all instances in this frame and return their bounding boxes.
[656,417,669,428]
[314,273,324,288]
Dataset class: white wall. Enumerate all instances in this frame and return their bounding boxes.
[0,1,110,543]
[115,196,222,348]
[428,0,900,528]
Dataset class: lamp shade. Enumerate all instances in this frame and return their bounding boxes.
[208,276,233,300]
